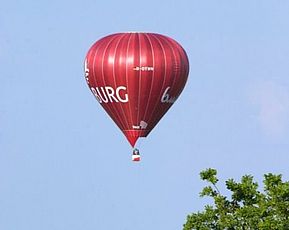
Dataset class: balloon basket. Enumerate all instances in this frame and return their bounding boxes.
[132,148,141,162]
[132,155,141,162]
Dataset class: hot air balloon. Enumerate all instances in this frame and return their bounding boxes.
[84,32,189,161]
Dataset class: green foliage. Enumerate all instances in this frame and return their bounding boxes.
[183,169,289,230]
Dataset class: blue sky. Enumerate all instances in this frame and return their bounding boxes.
[1,1,289,229]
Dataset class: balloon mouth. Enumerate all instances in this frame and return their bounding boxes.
[123,130,149,147]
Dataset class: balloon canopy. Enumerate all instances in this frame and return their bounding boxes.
[84,32,189,147]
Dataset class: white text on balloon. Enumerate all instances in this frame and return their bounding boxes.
[90,86,128,103]
[161,87,177,104]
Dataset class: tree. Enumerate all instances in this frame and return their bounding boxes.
[183,168,289,230]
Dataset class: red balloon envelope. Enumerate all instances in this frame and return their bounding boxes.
[84,32,189,147]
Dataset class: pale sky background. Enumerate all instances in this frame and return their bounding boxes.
[1,1,289,229]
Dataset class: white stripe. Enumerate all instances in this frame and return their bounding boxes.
[125,33,134,129]
[101,36,126,129]
[112,34,130,129]
[136,33,142,125]
[142,33,155,121]
[166,39,178,98]
[91,40,103,97]
[146,34,168,125]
